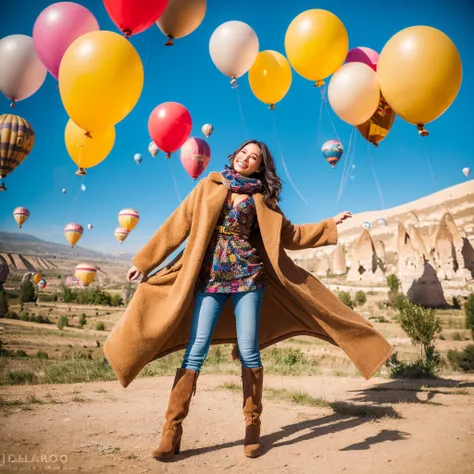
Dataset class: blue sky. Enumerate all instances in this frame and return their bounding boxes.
[1,0,473,254]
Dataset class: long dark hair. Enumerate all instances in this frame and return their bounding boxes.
[227,140,282,210]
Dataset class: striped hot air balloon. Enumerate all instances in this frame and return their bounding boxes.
[114,227,129,244]
[180,137,211,180]
[13,207,30,228]
[0,114,35,191]
[321,140,344,168]
[64,223,84,247]
[75,263,97,287]
[118,209,139,232]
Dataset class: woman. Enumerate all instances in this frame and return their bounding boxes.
[104,140,392,461]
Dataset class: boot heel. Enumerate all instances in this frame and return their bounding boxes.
[174,436,182,455]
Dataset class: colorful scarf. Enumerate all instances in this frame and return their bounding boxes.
[220,165,263,194]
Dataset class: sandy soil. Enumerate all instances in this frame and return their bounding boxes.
[1,374,474,474]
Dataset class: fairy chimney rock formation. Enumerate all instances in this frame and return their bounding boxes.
[347,230,385,283]
[397,222,446,307]
[331,243,347,275]
[316,252,331,277]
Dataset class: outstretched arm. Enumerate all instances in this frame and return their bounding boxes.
[277,208,350,251]
[132,179,206,276]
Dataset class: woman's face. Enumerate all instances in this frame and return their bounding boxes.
[233,143,263,177]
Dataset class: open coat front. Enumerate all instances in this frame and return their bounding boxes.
[104,172,393,388]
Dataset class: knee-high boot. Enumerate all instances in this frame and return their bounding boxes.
[151,368,199,460]
[241,366,263,458]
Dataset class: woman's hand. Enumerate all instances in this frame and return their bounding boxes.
[333,211,352,225]
[126,265,143,282]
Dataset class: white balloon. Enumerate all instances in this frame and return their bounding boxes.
[0,35,47,104]
[462,167,470,177]
[148,141,159,158]
[81,184,86,191]
[209,21,259,80]
[328,62,380,126]
[62,188,67,193]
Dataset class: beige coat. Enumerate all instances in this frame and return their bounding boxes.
[104,172,393,387]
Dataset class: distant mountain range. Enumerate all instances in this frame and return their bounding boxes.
[0,231,134,262]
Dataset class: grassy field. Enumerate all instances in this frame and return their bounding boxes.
[0,293,472,387]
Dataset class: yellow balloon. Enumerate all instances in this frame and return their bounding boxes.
[65,119,115,169]
[248,51,292,108]
[284,9,348,86]
[59,31,144,132]
[377,26,462,134]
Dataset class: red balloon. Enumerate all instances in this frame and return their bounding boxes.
[180,137,211,180]
[103,0,169,37]
[148,102,192,158]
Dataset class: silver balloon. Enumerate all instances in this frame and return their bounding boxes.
[0,35,47,106]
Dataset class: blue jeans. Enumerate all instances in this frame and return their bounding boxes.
[181,287,265,372]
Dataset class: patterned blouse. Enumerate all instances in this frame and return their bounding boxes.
[195,194,267,293]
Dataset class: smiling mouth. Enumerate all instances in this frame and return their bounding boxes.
[237,160,249,169]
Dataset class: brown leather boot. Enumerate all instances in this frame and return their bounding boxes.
[242,366,263,458]
[152,368,199,460]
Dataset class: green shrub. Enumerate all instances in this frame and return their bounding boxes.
[36,351,49,359]
[387,275,401,293]
[95,322,105,331]
[110,294,123,307]
[338,291,354,309]
[448,344,474,372]
[5,311,19,320]
[464,294,474,339]
[57,315,69,330]
[20,312,30,322]
[79,314,87,328]
[452,296,461,310]
[354,290,367,306]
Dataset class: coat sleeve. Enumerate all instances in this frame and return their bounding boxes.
[132,178,206,276]
[277,207,338,251]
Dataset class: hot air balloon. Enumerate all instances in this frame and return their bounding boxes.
[202,124,214,139]
[362,221,371,230]
[321,140,343,168]
[148,141,159,158]
[118,209,139,232]
[81,184,86,191]
[0,114,35,191]
[463,168,471,178]
[13,207,30,228]
[75,263,97,286]
[62,188,67,193]
[64,223,84,247]
[87,224,93,231]
[134,153,142,165]
[377,217,388,226]
[33,272,42,285]
[114,227,129,244]
[180,137,211,180]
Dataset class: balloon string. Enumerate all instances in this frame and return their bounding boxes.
[343,129,358,190]
[336,128,356,205]
[367,142,385,210]
[315,91,324,148]
[321,86,341,143]
[168,158,182,204]
[271,113,309,205]
[235,87,249,138]
[422,140,437,190]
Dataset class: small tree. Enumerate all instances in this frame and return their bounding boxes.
[389,299,442,378]
[0,290,8,318]
[464,294,474,339]
[355,290,367,306]
[387,275,401,293]
[20,281,36,303]
[79,313,87,328]
[96,322,105,331]
[338,291,354,309]
[57,315,69,330]
[110,294,123,307]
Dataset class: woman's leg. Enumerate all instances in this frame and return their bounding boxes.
[181,292,229,372]
[232,287,265,458]
[232,287,264,368]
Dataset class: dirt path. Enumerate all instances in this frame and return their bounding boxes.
[1,374,474,473]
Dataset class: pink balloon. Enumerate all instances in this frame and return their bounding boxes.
[180,137,211,180]
[346,46,379,71]
[33,2,99,80]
